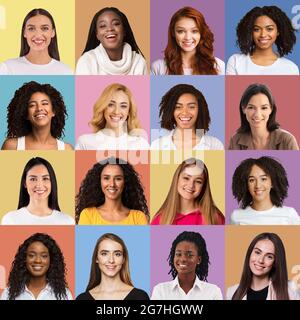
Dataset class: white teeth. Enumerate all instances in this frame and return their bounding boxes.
[110,116,122,122]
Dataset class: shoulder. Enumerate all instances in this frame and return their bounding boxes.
[228,132,249,150]
[64,142,74,150]
[150,59,167,75]
[215,57,225,75]
[227,53,246,63]
[75,133,98,150]
[280,206,298,215]
[226,284,239,300]
[127,288,150,300]
[0,288,9,300]
[230,208,245,224]
[129,210,148,225]
[277,57,299,74]
[150,214,161,225]
[151,133,173,150]
[1,208,23,225]
[0,58,23,74]
[1,138,18,150]
[76,291,94,300]
[273,129,299,149]
[51,59,73,74]
[202,134,224,150]
[287,281,300,300]
[53,210,75,225]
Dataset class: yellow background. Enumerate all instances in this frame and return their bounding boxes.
[150,150,225,219]
[0,0,75,69]
[225,226,300,293]
[0,151,75,222]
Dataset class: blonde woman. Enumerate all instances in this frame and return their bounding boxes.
[75,83,148,150]
[151,158,224,225]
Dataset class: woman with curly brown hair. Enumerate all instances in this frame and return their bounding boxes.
[1,81,73,150]
[0,233,72,300]
[76,157,149,225]
[151,7,224,75]
[226,6,299,75]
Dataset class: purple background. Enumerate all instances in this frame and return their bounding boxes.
[150,226,225,296]
[150,0,225,63]
[226,151,300,224]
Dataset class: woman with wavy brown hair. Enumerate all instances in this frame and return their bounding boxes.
[151,7,224,75]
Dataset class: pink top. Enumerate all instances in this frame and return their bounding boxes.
[151,209,225,225]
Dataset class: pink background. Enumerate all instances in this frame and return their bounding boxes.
[225,76,300,149]
[75,76,150,142]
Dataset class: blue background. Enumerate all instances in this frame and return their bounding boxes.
[150,75,225,144]
[0,75,75,146]
[75,226,151,297]
[225,0,300,67]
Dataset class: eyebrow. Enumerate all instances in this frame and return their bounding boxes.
[29,99,50,103]
[247,103,270,107]
[253,24,275,28]
[175,102,197,105]
[98,18,121,24]
[109,100,128,105]
[27,174,50,178]
[99,250,123,253]
[26,24,51,27]
[253,247,275,256]
[248,174,268,178]
[102,174,124,177]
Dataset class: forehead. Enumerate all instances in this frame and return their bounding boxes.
[27,241,49,252]
[177,93,198,103]
[29,92,50,101]
[181,165,204,177]
[247,93,270,105]
[249,164,268,176]
[101,164,124,176]
[175,17,198,28]
[253,239,275,254]
[26,164,49,176]
[97,10,121,23]
[109,90,129,102]
[98,239,123,251]
[254,15,276,26]
[25,14,52,26]
[175,240,199,252]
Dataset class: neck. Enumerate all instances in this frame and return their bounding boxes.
[250,128,270,149]
[173,127,197,140]
[251,275,270,291]
[103,125,126,137]
[105,46,123,61]
[97,274,124,292]
[101,198,124,211]
[25,50,52,64]
[27,201,52,216]
[179,198,197,214]
[181,51,195,68]
[27,276,47,290]
[30,128,53,143]
[178,274,196,294]
[252,47,277,58]
[251,200,273,211]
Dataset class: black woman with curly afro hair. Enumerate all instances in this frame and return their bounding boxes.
[151,231,223,300]
[231,156,300,225]
[1,81,73,150]
[226,6,299,75]
[0,233,72,300]
[76,157,149,225]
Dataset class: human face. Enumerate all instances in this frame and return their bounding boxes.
[27,92,55,128]
[177,165,205,201]
[249,239,275,277]
[104,90,130,132]
[101,165,125,201]
[174,17,201,53]
[23,15,55,53]
[96,239,124,278]
[248,165,272,206]
[25,164,51,201]
[243,93,272,130]
[26,241,50,278]
[174,93,198,130]
[252,15,278,51]
[174,241,201,276]
[96,11,125,51]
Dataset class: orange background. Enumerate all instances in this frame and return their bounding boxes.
[75,0,150,69]
[0,226,75,297]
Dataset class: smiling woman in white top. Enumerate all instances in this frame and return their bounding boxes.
[151,7,224,75]
[227,232,300,300]
[0,233,73,300]
[0,8,72,75]
[76,83,148,150]
[231,156,300,225]
[151,231,223,300]
[226,6,299,75]
[76,7,147,75]
[1,157,74,225]
[151,84,223,150]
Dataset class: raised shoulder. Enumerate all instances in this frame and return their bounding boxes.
[1,138,17,150]
[64,142,74,150]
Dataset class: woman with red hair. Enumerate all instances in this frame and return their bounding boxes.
[151,7,224,75]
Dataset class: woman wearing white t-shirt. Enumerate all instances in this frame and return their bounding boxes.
[1,157,74,225]
[75,83,149,150]
[151,231,223,300]
[231,156,300,225]
[0,8,72,75]
[226,6,299,75]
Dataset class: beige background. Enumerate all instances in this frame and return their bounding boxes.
[0,151,75,222]
[75,0,150,69]
[225,226,300,293]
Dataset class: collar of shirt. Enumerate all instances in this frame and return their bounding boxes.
[171,276,204,292]
[236,129,283,149]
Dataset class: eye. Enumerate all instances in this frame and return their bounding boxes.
[100,252,107,256]
[113,21,121,27]
[248,178,254,183]
[41,254,49,259]
[253,27,260,32]
[27,26,35,32]
[115,252,123,257]
[192,30,199,34]
[43,177,50,181]
[175,252,181,257]
[99,24,106,29]
[176,30,184,34]
[41,26,49,31]
[266,27,274,32]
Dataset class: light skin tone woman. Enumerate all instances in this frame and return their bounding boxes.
[23,14,55,65]
[2,91,72,150]
[89,238,133,299]
[172,93,200,149]
[250,15,279,67]
[242,92,272,150]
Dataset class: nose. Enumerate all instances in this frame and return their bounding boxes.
[34,255,42,263]
[108,253,115,263]
[260,28,267,37]
[258,255,265,264]
[183,31,191,40]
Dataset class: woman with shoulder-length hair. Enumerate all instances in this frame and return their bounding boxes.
[2,81,73,150]
[151,7,224,75]
[226,232,300,300]
[76,83,148,150]
[76,233,149,300]
[0,233,73,300]
[226,6,299,75]
[0,8,72,75]
[228,83,299,150]
[151,158,224,225]
[76,7,147,75]
[1,157,74,225]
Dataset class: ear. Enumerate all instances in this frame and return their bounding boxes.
[51,29,55,38]
[197,256,201,265]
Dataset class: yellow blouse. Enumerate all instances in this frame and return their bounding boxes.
[78,207,148,225]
